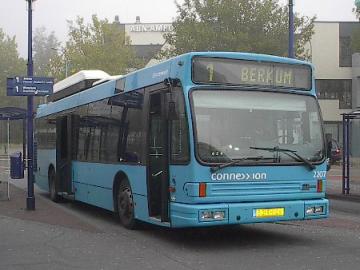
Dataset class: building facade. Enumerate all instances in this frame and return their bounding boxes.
[114,16,172,63]
[310,22,360,155]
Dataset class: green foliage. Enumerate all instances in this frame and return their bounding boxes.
[352,2,360,52]
[49,15,143,81]
[354,1,360,20]
[33,27,61,77]
[160,0,315,59]
[0,28,26,108]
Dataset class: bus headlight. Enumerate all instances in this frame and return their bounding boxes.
[200,211,213,220]
[314,206,324,213]
[213,211,225,220]
[306,206,324,215]
[199,210,226,221]
[306,207,315,215]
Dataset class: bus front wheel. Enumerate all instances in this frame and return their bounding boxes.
[117,180,137,229]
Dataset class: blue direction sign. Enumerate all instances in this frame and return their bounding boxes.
[7,76,54,96]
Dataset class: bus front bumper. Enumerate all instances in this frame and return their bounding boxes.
[170,199,329,228]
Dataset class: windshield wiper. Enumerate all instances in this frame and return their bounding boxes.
[250,146,315,170]
[210,156,264,173]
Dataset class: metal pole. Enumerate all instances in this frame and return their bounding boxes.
[342,114,346,194]
[7,118,10,200]
[23,119,26,165]
[346,117,350,194]
[51,47,68,77]
[26,0,35,210]
[65,58,68,77]
[288,0,295,58]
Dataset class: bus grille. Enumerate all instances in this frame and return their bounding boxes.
[208,181,315,197]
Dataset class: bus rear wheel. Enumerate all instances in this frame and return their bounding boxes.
[49,169,60,202]
[117,180,137,229]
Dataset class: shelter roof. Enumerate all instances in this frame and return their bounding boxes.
[0,107,26,120]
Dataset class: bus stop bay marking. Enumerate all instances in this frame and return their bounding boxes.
[211,172,267,181]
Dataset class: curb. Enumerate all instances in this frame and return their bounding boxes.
[326,193,360,203]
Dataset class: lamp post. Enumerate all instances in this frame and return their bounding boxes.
[288,0,295,58]
[26,0,36,210]
[51,47,69,77]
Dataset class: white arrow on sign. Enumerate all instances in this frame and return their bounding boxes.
[16,86,19,93]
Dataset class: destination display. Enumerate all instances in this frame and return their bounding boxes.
[192,57,312,90]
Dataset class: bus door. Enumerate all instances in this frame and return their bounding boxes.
[147,91,169,222]
[56,115,78,194]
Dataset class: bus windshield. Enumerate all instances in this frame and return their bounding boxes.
[191,90,325,164]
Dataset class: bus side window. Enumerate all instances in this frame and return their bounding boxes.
[121,90,145,163]
[122,107,143,163]
[109,89,145,164]
[170,87,190,164]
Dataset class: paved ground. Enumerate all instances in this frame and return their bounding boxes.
[1,160,360,270]
[0,182,100,232]
[327,164,360,201]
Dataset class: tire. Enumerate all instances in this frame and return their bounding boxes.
[117,179,137,229]
[49,169,60,202]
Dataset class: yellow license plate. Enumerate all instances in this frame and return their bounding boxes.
[255,208,285,218]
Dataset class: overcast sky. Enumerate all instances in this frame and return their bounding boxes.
[0,0,358,57]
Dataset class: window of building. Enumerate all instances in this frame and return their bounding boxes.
[316,79,352,109]
[339,36,352,67]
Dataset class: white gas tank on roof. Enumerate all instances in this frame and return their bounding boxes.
[51,70,110,101]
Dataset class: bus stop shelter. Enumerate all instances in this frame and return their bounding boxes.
[342,110,360,195]
[0,107,26,200]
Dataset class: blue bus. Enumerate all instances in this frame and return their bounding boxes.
[34,52,329,229]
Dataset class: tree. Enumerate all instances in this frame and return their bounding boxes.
[33,27,61,77]
[0,28,27,147]
[49,15,143,80]
[160,0,315,59]
[352,1,360,53]
[355,0,360,20]
[0,28,26,108]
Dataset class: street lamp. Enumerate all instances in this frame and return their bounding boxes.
[51,47,69,77]
[26,0,36,210]
[288,0,295,58]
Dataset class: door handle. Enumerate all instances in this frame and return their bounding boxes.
[152,170,163,177]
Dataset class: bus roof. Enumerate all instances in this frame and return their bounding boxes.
[36,52,313,118]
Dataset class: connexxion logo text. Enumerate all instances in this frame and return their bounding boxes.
[211,172,267,181]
